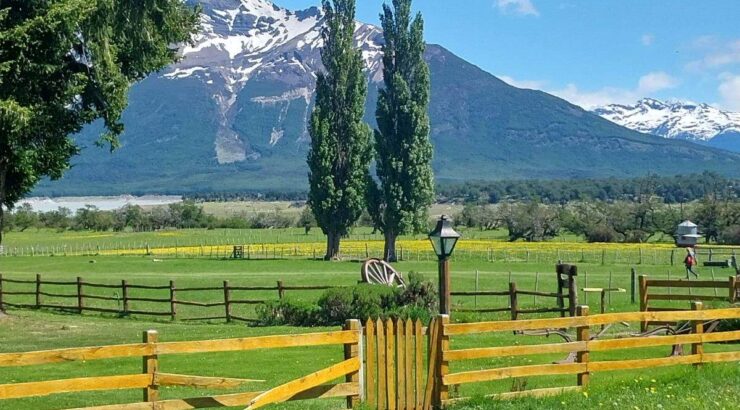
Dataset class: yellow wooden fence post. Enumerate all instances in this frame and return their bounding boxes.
[691,302,703,368]
[344,319,361,408]
[436,315,450,408]
[576,305,590,388]
[143,330,159,402]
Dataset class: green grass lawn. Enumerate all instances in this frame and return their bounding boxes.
[0,253,738,409]
[0,256,735,321]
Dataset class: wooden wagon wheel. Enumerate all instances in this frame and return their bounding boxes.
[361,258,406,288]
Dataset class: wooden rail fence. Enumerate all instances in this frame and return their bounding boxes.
[0,322,363,410]
[2,306,740,409]
[0,274,342,322]
[451,281,571,318]
[433,305,740,407]
[639,274,739,331]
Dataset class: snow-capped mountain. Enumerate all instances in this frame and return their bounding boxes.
[34,0,740,196]
[166,0,383,164]
[593,99,740,152]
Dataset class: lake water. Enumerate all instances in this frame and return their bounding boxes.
[17,195,182,213]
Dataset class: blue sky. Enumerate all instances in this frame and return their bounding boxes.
[282,0,740,110]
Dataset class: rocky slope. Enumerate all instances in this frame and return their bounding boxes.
[32,0,740,196]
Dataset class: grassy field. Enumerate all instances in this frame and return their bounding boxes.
[1,307,738,410]
[0,233,738,409]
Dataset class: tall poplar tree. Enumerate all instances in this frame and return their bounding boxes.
[308,0,372,260]
[0,0,199,244]
[368,0,434,262]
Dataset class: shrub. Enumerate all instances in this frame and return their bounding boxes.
[257,276,438,327]
[397,272,438,312]
[256,299,320,327]
[718,225,740,245]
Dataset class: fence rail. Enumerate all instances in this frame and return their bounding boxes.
[0,325,362,410]
[435,305,740,406]
[0,274,343,322]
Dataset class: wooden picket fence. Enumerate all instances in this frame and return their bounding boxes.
[3,306,740,409]
[0,274,342,322]
[432,304,740,407]
[0,322,363,410]
[639,274,739,331]
[363,319,427,410]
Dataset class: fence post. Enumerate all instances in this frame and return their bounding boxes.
[670,249,675,266]
[122,280,129,315]
[509,282,518,321]
[630,268,637,304]
[277,280,285,300]
[576,305,590,388]
[729,276,737,303]
[76,277,84,314]
[436,315,450,408]
[223,281,232,323]
[344,319,361,408]
[35,274,42,309]
[690,302,703,367]
[639,275,648,332]
[143,330,159,402]
[0,274,4,312]
[568,269,578,317]
[169,280,176,321]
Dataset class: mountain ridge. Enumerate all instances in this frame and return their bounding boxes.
[593,98,740,152]
[31,0,740,196]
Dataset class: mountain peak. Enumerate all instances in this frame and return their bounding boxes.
[593,98,740,149]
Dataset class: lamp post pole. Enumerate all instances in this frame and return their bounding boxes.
[439,256,451,315]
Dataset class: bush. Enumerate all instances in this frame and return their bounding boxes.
[397,272,438,312]
[257,276,438,327]
[718,225,740,245]
[256,299,320,327]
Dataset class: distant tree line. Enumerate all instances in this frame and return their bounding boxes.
[438,172,740,204]
[2,202,316,234]
[457,196,740,245]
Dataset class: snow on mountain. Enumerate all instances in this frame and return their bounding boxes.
[593,98,740,143]
[165,0,384,163]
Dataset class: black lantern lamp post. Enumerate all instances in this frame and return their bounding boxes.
[428,215,460,314]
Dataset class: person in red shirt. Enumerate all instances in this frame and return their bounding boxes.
[684,247,698,279]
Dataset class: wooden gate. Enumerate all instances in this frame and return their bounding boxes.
[363,318,429,410]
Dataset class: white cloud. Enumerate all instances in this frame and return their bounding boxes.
[637,71,679,93]
[498,75,547,90]
[495,0,540,17]
[550,84,638,109]
[685,37,740,72]
[549,71,679,109]
[641,34,654,46]
[498,71,680,109]
[718,72,740,111]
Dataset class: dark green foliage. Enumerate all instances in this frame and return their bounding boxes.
[397,272,438,313]
[719,225,740,245]
[369,0,435,262]
[257,276,438,326]
[439,172,740,205]
[500,202,562,242]
[255,299,320,327]
[0,0,200,243]
[307,0,372,260]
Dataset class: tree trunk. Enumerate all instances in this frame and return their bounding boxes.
[325,231,341,261]
[384,230,398,262]
[0,165,6,246]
